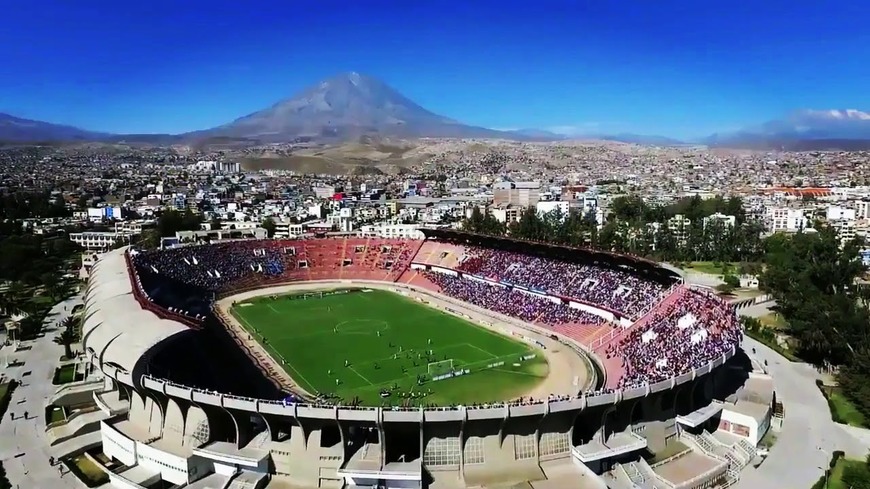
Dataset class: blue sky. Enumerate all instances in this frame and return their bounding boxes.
[1,0,869,139]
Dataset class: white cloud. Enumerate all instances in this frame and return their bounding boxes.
[802,109,870,121]
[546,122,601,136]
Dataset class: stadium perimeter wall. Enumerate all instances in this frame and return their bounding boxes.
[215,279,599,400]
[88,271,739,422]
[84,249,741,489]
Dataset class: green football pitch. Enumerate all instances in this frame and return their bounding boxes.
[230,289,549,406]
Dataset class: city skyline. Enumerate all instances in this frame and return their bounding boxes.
[2,0,869,139]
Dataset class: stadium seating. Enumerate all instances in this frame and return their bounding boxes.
[454,246,666,320]
[129,236,740,395]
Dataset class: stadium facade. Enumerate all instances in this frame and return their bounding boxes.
[77,231,767,489]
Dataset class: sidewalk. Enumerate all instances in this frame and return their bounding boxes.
[733,307,870,488]
[0,295,86,489]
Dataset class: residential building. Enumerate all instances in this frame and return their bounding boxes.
[493,181,540,207]
[358,223,425,239]
[490,205,522,225]
[703,212,737,228]
[536,201,569,220]
[69,231,123,251]
[765,207,808,233]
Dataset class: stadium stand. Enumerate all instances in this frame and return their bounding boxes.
[78,231,750,489]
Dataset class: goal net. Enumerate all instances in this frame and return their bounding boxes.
[427,359,455,378]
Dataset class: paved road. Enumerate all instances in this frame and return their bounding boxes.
[0,295,84,489]
[734,306,870,489]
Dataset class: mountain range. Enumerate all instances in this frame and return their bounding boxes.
[3,72,870,150]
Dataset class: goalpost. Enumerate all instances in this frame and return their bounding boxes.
[427,359,455,378]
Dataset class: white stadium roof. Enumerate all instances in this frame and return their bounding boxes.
[82,247,191,374]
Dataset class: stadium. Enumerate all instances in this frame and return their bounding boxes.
[80,229,764,489]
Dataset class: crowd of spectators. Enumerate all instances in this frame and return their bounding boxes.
[606,290,741,389]
[423,271,605,326]
[132,240,285,292]
[456,246,668,319]
[130,238,741,405]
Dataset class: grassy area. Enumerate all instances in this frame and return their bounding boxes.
[47,405,65,425]
[744,328,800,362]
[52,364,81,385]
[648,440,690,465]
[819,384,868,428]
[819,457,870,489]
[231,289,549,406]
[758,429,777,449]
[758,313,787,330]
[63,455,109,488]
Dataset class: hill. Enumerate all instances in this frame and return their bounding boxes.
[706,109,870,150]
[194,72,520,142]
[0,113,108,142]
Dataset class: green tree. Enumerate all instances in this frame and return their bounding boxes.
[761,227,867,364]
[510,209,549,241]
[54,316,79,359]
[156,209,201,237]
[262,217,277,238]
[760,225,870,419]
[460,207,505,236]
[54,328,76,360]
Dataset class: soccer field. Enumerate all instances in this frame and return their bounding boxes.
[230,288,549,406]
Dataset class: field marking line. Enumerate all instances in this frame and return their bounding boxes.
[281,357,320,394]
[463,342,498,359]
[232,310,319,394]
[351,342,473,371]
[490,367,547,379]
[348,365,375,386]
[267,304,281,314]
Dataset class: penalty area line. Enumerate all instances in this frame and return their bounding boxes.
[348,365,375,386]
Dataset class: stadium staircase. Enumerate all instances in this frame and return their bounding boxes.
[225,470,268,489]
[680,432,748,487]
[613,460,671,489]
[249,430,271,449]
[608,463,643,489]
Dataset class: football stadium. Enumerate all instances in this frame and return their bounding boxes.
[80,229,768,489]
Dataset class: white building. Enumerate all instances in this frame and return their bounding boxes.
[115,220,155,236]
[358,223,425,239]
[831,219,856,246]
[716,372,775,447]
[765,207,808,233]
[702,212,736,228]
[327,208,354,233]
[667,214,692,244]
[87,206,123,222]
[856,201,870,220]
[489,205,521,224]
[826,205,856,222]
[535,201,569,221]
[69,231,123,251]
[273,220,304,239]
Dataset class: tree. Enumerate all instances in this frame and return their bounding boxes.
[760,225,870,418]
[262,217,277,238]
[156,209,202,237]
[460,207,505,236]
[510,209,549,241]
[723,274,740,288]
[54,328,76,360]
[54,316,79,359]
